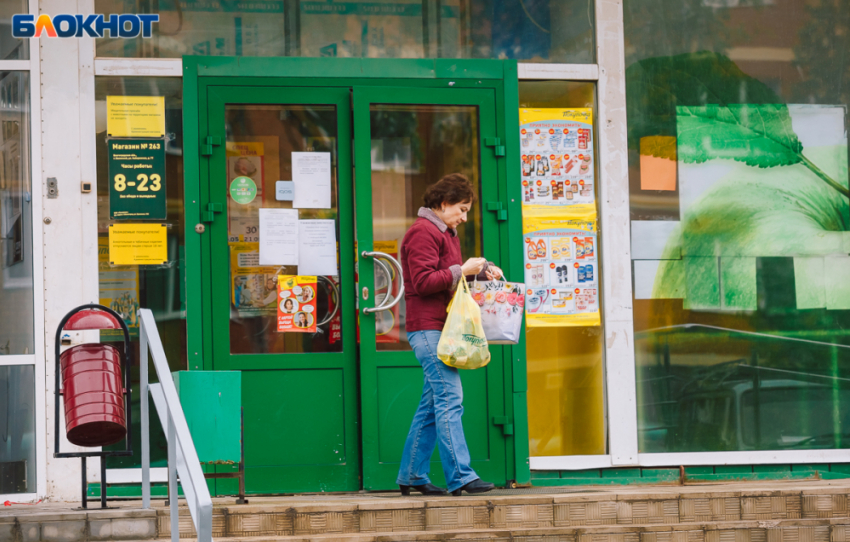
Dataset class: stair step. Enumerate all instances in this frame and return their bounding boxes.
[155,486,850,539]
[118,517,850,542]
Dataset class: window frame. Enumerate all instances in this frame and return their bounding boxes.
[0,0,46,502]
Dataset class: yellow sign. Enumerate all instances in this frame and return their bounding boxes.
[519,107,593,125]
[108,224,167,265]
[106,96,165,137]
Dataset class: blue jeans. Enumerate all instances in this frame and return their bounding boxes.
[396,330,479,492]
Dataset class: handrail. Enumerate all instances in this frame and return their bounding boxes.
[139,309,213,542]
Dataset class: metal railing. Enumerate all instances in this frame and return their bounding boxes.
[139,309,213,542]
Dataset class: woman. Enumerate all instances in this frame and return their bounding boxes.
[397,173,503,497]
[282,298,296,314]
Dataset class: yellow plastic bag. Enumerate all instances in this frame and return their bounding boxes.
[437,277,491,370]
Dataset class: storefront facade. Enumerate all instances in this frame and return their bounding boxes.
[1,0,849,501]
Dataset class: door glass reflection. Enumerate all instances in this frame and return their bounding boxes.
[225,104,342,354]
[369,104,482,351]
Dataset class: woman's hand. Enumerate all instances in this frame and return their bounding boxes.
[461,257,486,276]
[485,265,504,280]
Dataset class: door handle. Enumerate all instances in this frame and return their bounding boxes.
[361,250,405,314]
[316,276,340,327]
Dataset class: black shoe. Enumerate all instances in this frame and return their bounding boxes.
[399,483,448,496]
[451,479,495,496]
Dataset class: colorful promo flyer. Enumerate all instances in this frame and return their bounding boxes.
[519,108,595,211]
[277,275,318,333]
[230,242,279,316]
[98,236,140,338]
[522,210,600,327]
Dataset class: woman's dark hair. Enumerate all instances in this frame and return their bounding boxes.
[423,173,477,209]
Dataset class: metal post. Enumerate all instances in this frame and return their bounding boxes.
[141,320,150,509]
[100,457,107,509]
[80,457,87,509]
[168,412,179,542]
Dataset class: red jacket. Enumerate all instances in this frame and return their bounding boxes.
[401,208,488,332]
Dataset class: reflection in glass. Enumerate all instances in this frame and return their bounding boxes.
[225,105,342,355]
[0,365,36,493]
[625,0,850,453]
[370,104,481,351]
[0,71,33,356]
[0,2,29,60]
[95,0,595,63]
[95,77,187,469]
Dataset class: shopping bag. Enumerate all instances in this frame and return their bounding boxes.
[471,280,525,345]
[437,277,491,370]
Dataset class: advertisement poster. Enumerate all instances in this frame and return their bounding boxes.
[227,142,263,241]
[230,242,279,316]
[327,276,342,344]
[98,236,140,337]
[374,240,400,344]
[277,275,318,333]
[108,138,167,220]
[519,108,595,211]
[523,210,600,327]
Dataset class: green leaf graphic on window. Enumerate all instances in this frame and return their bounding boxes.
[627,51,847,198]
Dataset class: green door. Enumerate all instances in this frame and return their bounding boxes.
[353,86,508,490]
[192,65,516,494]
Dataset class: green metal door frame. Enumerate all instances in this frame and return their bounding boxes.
[182,56,530,489]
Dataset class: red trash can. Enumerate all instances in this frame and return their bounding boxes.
[60,343,126,447]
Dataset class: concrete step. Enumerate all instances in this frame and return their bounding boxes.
[155,484,850,539]
[0,508,157,542]
[118,516,850,542]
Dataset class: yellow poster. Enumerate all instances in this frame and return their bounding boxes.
[108,223,167,265]
[106,96,165,138]
[523,207,600,327]
[230,242,279,315]
[519,108,595,211]
[98,236,140,332]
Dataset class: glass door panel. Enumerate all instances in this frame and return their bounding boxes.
[354,86,508,490]
[369,104,483,351]
[223,104,342,355]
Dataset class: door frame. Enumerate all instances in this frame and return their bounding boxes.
[181,56,529,486]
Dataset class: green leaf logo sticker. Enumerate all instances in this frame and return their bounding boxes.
[230,176,257,204]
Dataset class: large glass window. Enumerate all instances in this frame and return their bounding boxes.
[625,0,850,453]
[94,77,186,468]
[0,70,33,356]
[520,81,606,457]
[94,0,595,63]
[0,2,29,60]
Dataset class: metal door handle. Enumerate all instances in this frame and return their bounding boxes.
[361,250,405,314]
[317,276,340,326]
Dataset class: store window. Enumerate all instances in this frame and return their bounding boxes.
[94,77,186,468]
[625,0,850,453]
[520,81,606,457]
[94,0,595,63]
[0,2,29,60]
[0,70,36,495]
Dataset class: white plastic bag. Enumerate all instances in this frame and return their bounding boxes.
[471,280,525,345]
[437,277,491,369]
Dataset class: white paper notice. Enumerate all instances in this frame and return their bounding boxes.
[259,208,299,266]
[292,152,331,209]
[298,219,337,276]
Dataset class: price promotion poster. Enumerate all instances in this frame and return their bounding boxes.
[522,210,600,327]
[277,275,318,333]
[519,108,595,213]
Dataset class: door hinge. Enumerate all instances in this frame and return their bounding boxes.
[202,202,223,223]
[484,137,506,157]
[486,201,508,221]
[201,136,222,156]
[492,416,514,436]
